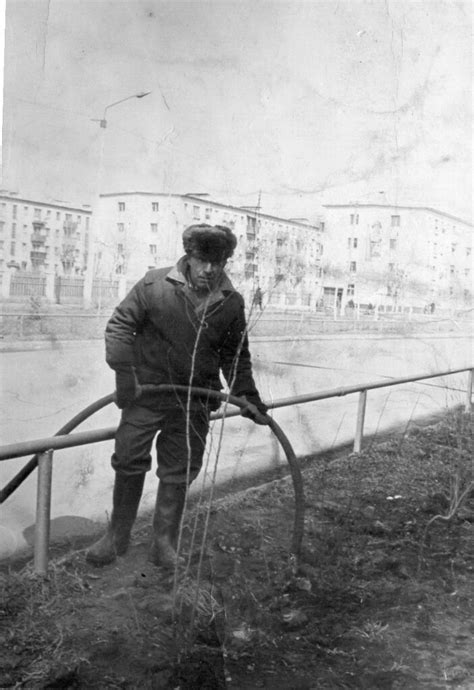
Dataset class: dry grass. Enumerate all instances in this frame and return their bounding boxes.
[1,409,473,688]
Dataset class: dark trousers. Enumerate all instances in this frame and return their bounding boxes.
[111,402,210,485]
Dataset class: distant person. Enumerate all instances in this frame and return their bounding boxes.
[86,224,268,569]
[253,286,263,310]
[430,302,436,314]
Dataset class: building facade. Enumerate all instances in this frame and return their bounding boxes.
[1,192,471,314]
[0,193,92,276]
[95,192,324,309]
[322,204,473,312]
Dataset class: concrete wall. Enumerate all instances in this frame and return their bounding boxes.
[0,333,472,558]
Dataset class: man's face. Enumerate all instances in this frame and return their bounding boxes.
[187,253,226,293]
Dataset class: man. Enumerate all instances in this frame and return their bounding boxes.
[86,224,268,568]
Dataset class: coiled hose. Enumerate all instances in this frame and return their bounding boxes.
[0,385,305,558]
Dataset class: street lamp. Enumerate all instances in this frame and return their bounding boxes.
[91,91,152,128]
[85,90,151,310]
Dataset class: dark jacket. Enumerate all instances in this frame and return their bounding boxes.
[105,259,264,409]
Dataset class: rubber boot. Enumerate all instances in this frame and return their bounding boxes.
[86,472,145,566]
[148,482,186,569]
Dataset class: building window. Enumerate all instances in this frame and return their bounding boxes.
[77,215,81,223]
[150,223,158,233]
[350,213,359,225]
[117,223,124,232]
[467,247,472,257]
[347,283,355,296]
[12,205,17,219]
[152,202,159,212]
[11,223,16,237]
[10,242,15,255]
[353,237,358,248]
[118,202,126,211]
[349,261,357,272]
[390,238,397,250]
[193,205,200,219]
[117,243,123,253]
[205,207,211,220]
[149,244,157,254]
[347,237,351,248]
[56,211,61,220]
[65,213,72,221]
[451,243,457,253]
[85,217,89,230]
[391,215,400,227]
[34,208,41,219]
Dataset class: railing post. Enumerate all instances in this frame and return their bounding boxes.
[34,449,53,576]
[354,390,367,453]
[466,369,473,414]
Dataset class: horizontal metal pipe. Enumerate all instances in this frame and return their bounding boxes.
[0,394,116,502]
[0,427,117,461]
[0,365,471,462]
[260,366,470,410]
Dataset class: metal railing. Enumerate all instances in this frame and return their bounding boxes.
[0,310,471,342]
[0,366,472,575]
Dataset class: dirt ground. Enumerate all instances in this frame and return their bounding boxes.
[1,410,473,689]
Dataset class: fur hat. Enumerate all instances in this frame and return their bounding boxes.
[182,224,237,261]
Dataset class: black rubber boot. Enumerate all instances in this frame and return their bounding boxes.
[148,482,186,569]
[86,472,146,566]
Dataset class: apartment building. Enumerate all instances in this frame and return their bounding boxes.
[0,192,92,275]
[96,192,324,308]
[322,204,473,312]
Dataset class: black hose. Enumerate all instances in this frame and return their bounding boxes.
[1,385,305,558]
[0,394,115,503]
[141,384,305,558]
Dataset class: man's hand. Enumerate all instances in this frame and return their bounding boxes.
[239,396,269,425]
[114,368,140,409]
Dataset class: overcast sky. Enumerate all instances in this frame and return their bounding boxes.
[2,0,472,221]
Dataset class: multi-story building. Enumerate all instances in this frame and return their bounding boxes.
[2,192,471,314]
[322,204,473,312]
[0,192,92,275]
[95,192,324,309]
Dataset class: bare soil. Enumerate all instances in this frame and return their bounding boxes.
[1,410,473,689]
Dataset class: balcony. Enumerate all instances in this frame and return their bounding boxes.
[30,221,48,268]
[63,220,78,237]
